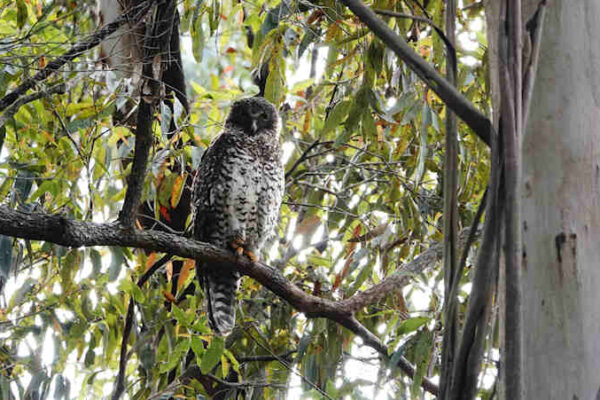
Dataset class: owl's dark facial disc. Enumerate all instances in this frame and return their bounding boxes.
[226,97,279,136]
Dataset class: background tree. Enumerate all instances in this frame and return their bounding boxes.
[0,0,591,399]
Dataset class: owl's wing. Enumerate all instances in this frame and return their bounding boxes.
[192,133,240,336]
[192,134,230,242]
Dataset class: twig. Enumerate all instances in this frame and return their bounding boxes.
[285,139,321,180]
[237,350,297,363]
[112,254,172,400]
[339,0,492,146]
[0,0,156,112]
[205,373,286,389]
[244,327,336,399]
[0,84,66,128]
[373,8,456,65]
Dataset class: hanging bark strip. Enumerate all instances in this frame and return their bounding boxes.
[0,0,157,112]
[500,0,524,397]
[119,0,178,227]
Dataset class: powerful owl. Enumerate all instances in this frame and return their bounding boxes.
[192,97,284,335]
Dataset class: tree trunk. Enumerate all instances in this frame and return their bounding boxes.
[521,0,600,398]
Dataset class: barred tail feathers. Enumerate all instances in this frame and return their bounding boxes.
[202,269,239,336]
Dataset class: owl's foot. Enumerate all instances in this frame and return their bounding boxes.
[230,236,244,254]
[243,249,257,262]
[230,238,257,263]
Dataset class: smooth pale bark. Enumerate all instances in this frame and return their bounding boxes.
[522,0,600,398]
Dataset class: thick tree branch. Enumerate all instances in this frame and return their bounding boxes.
[339,0,492,146]
[0,0,156,113]
[0,205,448,394]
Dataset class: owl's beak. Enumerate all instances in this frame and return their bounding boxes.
[251,119,259,134]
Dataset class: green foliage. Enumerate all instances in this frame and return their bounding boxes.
[0,0,493,399]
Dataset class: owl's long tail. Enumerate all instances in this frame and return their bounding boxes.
[201,265,239,336]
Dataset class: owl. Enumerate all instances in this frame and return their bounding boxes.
[192,97,284,335]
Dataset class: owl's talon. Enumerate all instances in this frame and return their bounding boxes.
[230,237,244,250]
[244,249,257,262]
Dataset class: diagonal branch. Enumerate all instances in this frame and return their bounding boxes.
[0,205,445,394]
[342,227,479,313]
[0,205,485,395]
[0,0,156,113]
[339,0,492,146]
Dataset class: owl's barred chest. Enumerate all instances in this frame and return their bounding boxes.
[208,144,283,249]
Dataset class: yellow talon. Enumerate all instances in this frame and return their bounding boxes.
[230,237,256,262]
[230,237,244,250]
[244,249,257,262]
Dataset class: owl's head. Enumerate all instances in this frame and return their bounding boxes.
[225,97,279,136]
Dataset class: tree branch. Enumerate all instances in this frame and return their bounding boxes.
[342,226,479,314]
[449,128,502,399]
[0,205,454,394]
[501,1,524,397]
[372,8,456,63]
[339,0,492,146]
[0,83,66,128]
[0,0,156,113]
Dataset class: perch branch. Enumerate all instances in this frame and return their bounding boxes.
[0,205,477,395]
[0,0,156,112]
